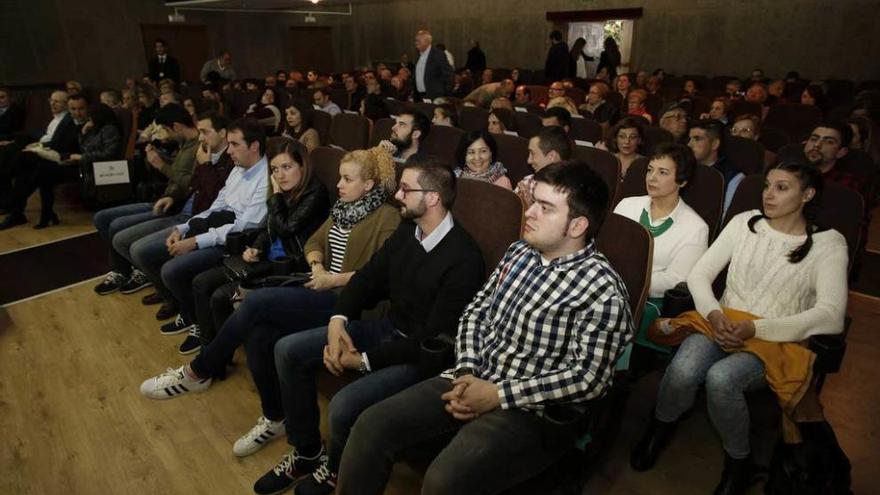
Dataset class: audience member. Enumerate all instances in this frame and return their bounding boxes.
[688,119,742,214]
[464,40,487,75]
[437,43,454,68]
[626,89,652,123]
[431,104,457,127]
[282,100,320,152]
[546,96,580,117]
[377,110,430,163]
[200,52,236,83]
[148,38,180,84]
[487,109,513,135]
[337,161,632,495]
[542,106,572,135]
[515,125,572,206]
[464,78,514,108]
[803,121,869,199]
[730,114,760,140]
[605,117,646,178]
[800,84,827,112]
[580,81,618,126]
[343,74,364,112]
[454,130,511,189]
[313,87,342,116]
[544,30,570,81]
[513,85,532,106]
[725,79,743,99]
[247,87,282,134]
[99,89,122,109]
[597,37,622,79]
[413,29,454,101]
[568,37,594,79]
[701,97,729,124]
[658,103,689,143]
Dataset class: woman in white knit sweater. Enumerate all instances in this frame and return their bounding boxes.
[630,159,849,495]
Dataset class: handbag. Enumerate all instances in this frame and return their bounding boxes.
[764,421,852,495]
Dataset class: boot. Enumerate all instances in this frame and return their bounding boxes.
[630,414,677,471]
[33,211,60,229]
[712,453,753,495]
[0,211,27,230]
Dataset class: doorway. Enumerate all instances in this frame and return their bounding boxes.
[288,27,335,74]
[568,19,634,78]
[140,24,211,83]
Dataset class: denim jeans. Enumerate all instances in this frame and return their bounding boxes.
[93,203,154,274]
[337,376,577,495]
[274,319,422,472]
[160,246,226,323]
[655,333,766,459]
[112,214,188,275]
[190,285,338,420]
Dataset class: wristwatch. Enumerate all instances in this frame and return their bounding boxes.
[358,354,369,375]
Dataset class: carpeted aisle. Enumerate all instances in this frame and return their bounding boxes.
[0,231,107,305]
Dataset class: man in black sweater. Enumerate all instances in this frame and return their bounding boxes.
[249,157,485,495]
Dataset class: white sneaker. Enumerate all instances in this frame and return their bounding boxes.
[139,366,212,399]
[233,416,286,457]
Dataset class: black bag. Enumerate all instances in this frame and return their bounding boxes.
[764,421,852,495]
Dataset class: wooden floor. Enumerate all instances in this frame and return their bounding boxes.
[0,201,878,495]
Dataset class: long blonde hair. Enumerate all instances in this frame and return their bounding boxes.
[341,146,397,193]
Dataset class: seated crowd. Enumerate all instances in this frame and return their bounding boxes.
[0,26,875,495]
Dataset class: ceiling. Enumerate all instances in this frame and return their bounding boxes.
[165,0,383,12]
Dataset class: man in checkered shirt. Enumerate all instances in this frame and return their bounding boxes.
[337,161,634,495]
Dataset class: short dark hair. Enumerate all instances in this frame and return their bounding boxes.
[651,142,697,186]
[228,118,267,154]
[155,103,194,128]
[606,117,646,154]
[402,155,457,210]
[155,38,167,46]
[534,161,609,241]
[456,130,498,166]
[535,126,572,160]
[435,103,458,127]
[814,120,853,148]
[401,109,431,141]
[689,118,726,151]
[196,111,229,132]
[550,30,563,42]
[100,89,121,105]
[543,106,572,129]
[68,94,89,105]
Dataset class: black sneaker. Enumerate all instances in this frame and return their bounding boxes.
[94,271,127,295]
[119,269,152,294]
[254,447,326,495]
[141,292,163,305]
[178,325,201,355]
[294,461,337,495]
[160,315,193,336]
[155,302,178,321]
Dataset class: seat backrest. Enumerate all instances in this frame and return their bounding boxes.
[526,85,549,104]
[369,117,395,147]
[329,87,349,110]
[758,126,791,153]
[513,111,543,139]
[459,106,489,133]
[728,100,763,120]
[492,107,519,133]
[412,102,436,118]
[452,178,523,278]
[725,135,766,176]
[723,175,864,269]
[23,89,53,137]
[565,87,585,105]
[309,146,345,199]
[329,113,370,151]
[492,133,531,185]
[571,146,621,202]
[619,159,725,238]
[763,104,823,142]
[641,126,674,155]
[420,125,464,167]
[570,117,603,144]
[384,98,408,117]
[596,213,653,324]
[112,106,137,160]
[311,110,332,146]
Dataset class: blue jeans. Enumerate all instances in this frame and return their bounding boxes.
[112,214,188,275]
[190,286,338,420]
[93,203,154,274]
[274,319,421,472]
[130,226,176,300]
[160,246,226,323]
[655,333,766,459]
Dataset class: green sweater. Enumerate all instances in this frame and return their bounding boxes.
[161,137,198,200]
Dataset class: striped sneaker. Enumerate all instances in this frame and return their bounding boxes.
[139,366,212,400]
[233,416,286,457]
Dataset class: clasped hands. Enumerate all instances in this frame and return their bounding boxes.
[440,374,501,422]
[165,228,197,256]
[707,310,755,349]
[323,320,362,376]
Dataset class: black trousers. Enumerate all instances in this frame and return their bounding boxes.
[8,151,78,216]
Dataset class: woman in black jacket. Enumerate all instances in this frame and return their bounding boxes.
[183,137,330,355]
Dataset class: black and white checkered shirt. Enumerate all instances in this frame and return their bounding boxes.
[454,239,633,411]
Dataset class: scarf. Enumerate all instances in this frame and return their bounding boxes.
[455,161,508,184]
[330,186,388,230]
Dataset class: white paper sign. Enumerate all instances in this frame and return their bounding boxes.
[514,107,528,113]
[93,160,130,186]
[574,140,594,147]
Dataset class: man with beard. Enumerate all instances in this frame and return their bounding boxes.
[378,110,430,164]
[248,157,484,495]
[803,121,868,199]
[336,162,632,495]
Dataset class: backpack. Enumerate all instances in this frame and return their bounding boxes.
[764,421,852,495]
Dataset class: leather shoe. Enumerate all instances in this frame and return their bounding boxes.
[155,302,178,321]
[0,212,27,230]
[713,454,753,495]
[141,292,163,306]
[630,415,677,471]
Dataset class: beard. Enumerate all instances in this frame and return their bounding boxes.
[400,198,427,219]
[390,132,413,152]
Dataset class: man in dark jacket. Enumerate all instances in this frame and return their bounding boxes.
[0,87,25,141]
[148,38,181,84]
[465,40,487,75]
[544,30,570,82]
[413,29,454,101]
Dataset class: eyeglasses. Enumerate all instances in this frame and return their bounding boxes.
[730,127,754,135]
[397,186,436,197]
[662,113,687,121]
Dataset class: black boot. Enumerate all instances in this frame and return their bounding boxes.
[0,211,27,230]
[713,454,753,495]
[630,414,677,471]
[33,211,60,229]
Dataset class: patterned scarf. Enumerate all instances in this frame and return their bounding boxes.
[330,186,388,230]
[455,161,508,184]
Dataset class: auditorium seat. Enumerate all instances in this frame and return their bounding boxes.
[420,125,464,167]
[452,178,522,278]
[571,145,620,203]
[459,106,488,133]
[763,103,823,142]
[492,133,531,185]
[641,126,674,155]
[758,126,791,153]
[309,146,344,199]
[369,117,395,147]
[329,113,370,151]
[728,100,763,120]
[725,135,766,176]
[569,117,603,145]
[513,111,543,139]
[311,110,332,146]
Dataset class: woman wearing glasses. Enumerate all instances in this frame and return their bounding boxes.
[140,144,399,458]
[605,117,647,179]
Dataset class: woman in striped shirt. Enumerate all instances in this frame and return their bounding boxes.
[139,146,400,459]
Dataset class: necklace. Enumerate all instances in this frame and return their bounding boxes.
[639,208,674,237]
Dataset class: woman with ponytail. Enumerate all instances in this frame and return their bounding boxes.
[630,158,850,495]
[140,146,400,457]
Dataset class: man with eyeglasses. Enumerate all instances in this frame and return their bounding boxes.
[378,109,431,163]
[659,102,689,143]
[247,156,484,495]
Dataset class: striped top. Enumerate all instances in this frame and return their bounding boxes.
[327,224,352,274]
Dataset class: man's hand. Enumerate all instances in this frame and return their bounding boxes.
[68,153,83,162]
[378,139,398,156]
[442,375,501,421]
[325,319,356,375]
[195,142,210,164]
[153,196,174,215]
[515,179,534,206]
[441,380,477,421]
[242,247,260,263]
[168,237,197,257]
[145,145,166,171]
[165,228,182,250]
